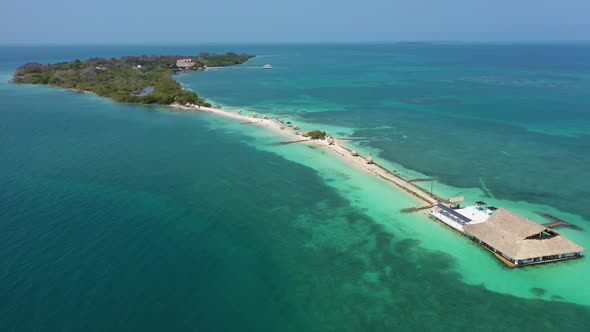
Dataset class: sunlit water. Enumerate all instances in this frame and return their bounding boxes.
[1,44,590,331]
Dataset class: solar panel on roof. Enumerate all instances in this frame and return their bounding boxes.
[436,204,472,224]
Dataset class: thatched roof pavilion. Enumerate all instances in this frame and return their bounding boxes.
[293,125,299,130]
[366,157,374,164]
[263,114,268,119]
[464,208,584,265]
[252,112,258,118]
[327,137,335,145]
[351,150,359,156]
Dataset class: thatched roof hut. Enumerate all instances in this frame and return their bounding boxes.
[280,125,285,130]
[464,209,584,261]
[327,137,335,145]
[293,125,299,130]
[252,112,258,118]
[302,131,309,137]
[366,157,374,164]
[263,114,268,119]
[351,150,359,156]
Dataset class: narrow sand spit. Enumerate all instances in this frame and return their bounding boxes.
[173,104,438,206]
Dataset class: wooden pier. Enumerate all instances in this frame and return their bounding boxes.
[538,212,583,230]
[401,204,435,213]
[408,178,436,183]
[279,139,310,145]
[332,142,441,205]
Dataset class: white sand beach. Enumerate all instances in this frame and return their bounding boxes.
[173,103,438,207]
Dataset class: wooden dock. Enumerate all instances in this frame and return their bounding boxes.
[401,204,435,213]
[332,142,440,205]
[279,139,310,145]
[408,178,436,183]
[538,212,583,230]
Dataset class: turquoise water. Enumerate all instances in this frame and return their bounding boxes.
[1,44,590,331]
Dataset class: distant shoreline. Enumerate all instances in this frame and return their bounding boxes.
[11,53,255,107]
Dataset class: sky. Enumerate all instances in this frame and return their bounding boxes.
[1,0,589,44]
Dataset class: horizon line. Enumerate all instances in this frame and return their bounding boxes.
[1,40,590,47]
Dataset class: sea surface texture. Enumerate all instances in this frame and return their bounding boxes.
[1,44,590,331]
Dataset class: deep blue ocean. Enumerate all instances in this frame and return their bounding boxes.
[1,43,590,331]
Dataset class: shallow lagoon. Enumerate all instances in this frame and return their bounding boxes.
[2,44,590,331]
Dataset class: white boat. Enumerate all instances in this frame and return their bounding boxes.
[263,64,272,69]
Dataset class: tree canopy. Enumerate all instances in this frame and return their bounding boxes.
[307,130,327,139]
[12,53,255,107]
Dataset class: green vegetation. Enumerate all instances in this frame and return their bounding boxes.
[306,130,327,139]
[12,53,255,107]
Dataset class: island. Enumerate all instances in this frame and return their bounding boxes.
[12,52,255,107]
[10,51,585,268]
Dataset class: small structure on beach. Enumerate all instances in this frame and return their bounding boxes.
[237,109,242,114]
[280,125,285,130]
[475,201,488,211]
[263,114,268,119]
[252,112,258,118]
[464,209,584,266]
[366,157,374,164]
[302,131,309,137]
[293,125,299,130]
[327,137,335,145]
[448,196,464,209]
[351,150,359,156]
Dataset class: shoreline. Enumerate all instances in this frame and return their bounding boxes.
[171,103,586,269]
[171,103,440,208]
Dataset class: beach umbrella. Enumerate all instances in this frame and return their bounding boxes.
[263,114,268,119]
[366,157,374,164]
[327,138,335,145]
[252,112,258,118]
[293,125,299,130]
[351,150,359,156]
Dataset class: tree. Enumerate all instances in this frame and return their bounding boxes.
[307,130,327,139]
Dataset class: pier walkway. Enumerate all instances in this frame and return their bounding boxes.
[321,139,439,206]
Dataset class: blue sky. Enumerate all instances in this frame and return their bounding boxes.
[1,0,589,44]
